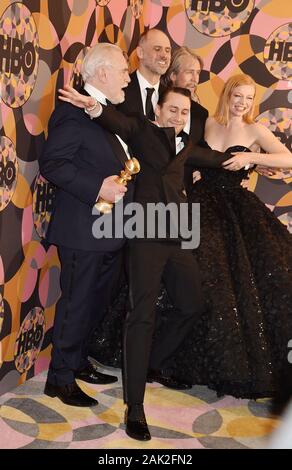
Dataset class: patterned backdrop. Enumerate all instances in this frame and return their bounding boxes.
[0,0,291,394]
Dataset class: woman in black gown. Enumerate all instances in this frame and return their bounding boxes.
[169,74,292,398]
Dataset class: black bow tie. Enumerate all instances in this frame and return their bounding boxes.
[177,131,189,146]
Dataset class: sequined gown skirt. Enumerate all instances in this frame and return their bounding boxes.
[175,165,292,398]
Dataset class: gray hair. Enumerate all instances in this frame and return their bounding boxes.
[81,43,122,82]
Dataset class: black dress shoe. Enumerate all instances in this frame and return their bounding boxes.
[75,362,118,384]
[44,381,98,407]
[125,404,151,441]
[147,369,192,390]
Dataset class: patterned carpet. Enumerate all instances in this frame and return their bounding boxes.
[0,365,282,449]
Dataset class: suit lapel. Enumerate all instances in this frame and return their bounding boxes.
[155,125,176,156]
[104,131,129,167]
[151,124,189,168]
[190,102,205,143]
[153,123,191,175]
[160,127,189,166]
[128,72,144,115]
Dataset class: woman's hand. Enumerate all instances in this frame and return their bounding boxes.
[222,152,251,171]
[58,84,95,109]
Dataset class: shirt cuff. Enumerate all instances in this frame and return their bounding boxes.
[85,102,103,119]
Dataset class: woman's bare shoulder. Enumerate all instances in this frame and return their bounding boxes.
[249,121,267,133]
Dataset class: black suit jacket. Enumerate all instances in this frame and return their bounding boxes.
[189,100,209,144]
[39,99,134,252]
[117,71,164,116]
[117,74,227,195]
[184,100,210,192]
[92,106,230,239]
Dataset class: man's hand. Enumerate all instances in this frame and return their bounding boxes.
[240,178,250,189]
[58,84,95,109]
[222,152,251,171]
[98,175,127,203]
[255,165,278,177]
[192,170,201,183]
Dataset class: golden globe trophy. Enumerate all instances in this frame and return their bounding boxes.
[95,157,140,214]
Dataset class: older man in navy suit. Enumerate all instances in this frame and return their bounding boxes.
[39,44,133,407]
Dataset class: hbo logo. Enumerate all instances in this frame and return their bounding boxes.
[16,324,44,356]
[191,0,250,13]
[267,41,292,62]
[0,35,36,75]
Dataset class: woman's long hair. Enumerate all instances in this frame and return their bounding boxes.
[214,74,256,126]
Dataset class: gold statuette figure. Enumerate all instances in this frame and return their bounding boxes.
[95,157,140,214]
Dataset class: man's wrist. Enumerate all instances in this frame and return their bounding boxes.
[85,100,102,119]
[86,99,98,112]
[248,153,258,166]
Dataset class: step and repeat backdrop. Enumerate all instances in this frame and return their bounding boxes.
[0,0,291,393]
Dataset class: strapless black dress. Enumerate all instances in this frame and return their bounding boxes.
[90,146,292,399]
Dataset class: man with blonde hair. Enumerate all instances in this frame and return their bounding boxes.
[163,46,209,191]
[163,46,203,101]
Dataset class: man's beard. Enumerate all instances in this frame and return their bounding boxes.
[111,91,125,105]
[145,61,169,77]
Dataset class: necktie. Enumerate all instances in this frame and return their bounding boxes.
[145,87,155,120]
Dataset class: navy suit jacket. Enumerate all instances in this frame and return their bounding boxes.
[39,100,134,252]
